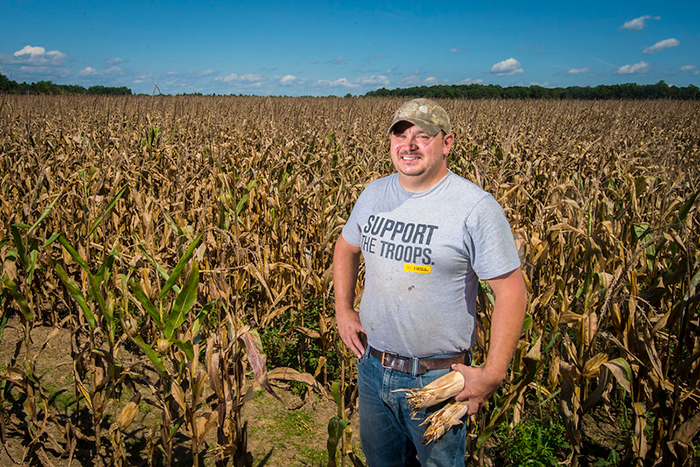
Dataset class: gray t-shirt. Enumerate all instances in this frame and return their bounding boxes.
[342,171,521,357]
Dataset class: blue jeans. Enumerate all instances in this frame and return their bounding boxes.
[357,348,467,467]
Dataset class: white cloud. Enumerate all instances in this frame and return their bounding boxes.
[643,38,679,54]
[616,62,650,75]
[397,72,446,87]
[621,15,661,31]
[217,73,263,83]
[490,58,524,76]
[357,75,390,86]
[456,77,483,85]
[133,73,153,84]
[567,67,591,75]
[103,66,123,75]
[680,65,696,71]
[448,48,459,53]
[79,67,98,76]
[105,57,124,65]
[14,45,45,56]
[280,75,296,85]
[0,45,69,78]
[327,78,359,88]
[11,45,66,65]
[78,65,123,78]
[315,75,389,89]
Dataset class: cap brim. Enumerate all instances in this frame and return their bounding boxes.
[388,118,442,136]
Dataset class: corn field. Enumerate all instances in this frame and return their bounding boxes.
[1,95,699,466]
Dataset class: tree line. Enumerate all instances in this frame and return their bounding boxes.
[0,73,132,95]
[364,80,699,100]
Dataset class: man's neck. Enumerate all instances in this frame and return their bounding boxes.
[398,169,449,193]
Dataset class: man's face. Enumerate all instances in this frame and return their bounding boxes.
[389,121,454,192]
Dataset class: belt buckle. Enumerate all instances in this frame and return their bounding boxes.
[381,351,399,369]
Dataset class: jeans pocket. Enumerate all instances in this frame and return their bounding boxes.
[358,344,370,365]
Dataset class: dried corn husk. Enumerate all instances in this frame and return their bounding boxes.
[420,399,470,444]
[397,371,465,413]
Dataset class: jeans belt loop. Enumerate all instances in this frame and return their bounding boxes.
[411,357,420,377]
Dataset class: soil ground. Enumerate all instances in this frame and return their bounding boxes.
[0,319,363,466]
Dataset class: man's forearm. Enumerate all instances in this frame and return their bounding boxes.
[333,234,361,313]
[483,268,528,380]
[333,234,365,356]
[453,268,527,411]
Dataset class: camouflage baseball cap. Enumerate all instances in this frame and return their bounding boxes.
[389,98,451,136]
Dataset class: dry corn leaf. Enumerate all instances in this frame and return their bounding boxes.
[117,401,139,431]
[172,380,186,412]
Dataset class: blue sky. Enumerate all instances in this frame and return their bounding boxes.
[1,0,698,96]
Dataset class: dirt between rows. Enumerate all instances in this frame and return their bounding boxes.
[0,319,363,466]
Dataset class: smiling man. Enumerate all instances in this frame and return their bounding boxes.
[333,98,527,466]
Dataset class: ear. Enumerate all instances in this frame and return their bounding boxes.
[442,133,454,156]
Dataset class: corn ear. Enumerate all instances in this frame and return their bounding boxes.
[420,399,470,444]
[398,371,465,412]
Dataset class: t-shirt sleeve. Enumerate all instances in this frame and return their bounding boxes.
[464,194,521,280]
[341,190,368,247]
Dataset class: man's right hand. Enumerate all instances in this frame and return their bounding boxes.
[336,307,366,358]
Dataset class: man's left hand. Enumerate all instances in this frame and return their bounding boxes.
[450,363,506,416]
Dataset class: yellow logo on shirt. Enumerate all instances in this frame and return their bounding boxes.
[404,264,431,274]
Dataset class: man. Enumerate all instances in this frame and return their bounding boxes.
[333,98,527,466]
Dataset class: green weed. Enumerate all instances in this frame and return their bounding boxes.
[496,419,569,466]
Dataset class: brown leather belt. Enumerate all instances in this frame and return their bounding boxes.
[368,346,471,376]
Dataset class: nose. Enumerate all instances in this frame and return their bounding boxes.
[402,133,420,148]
